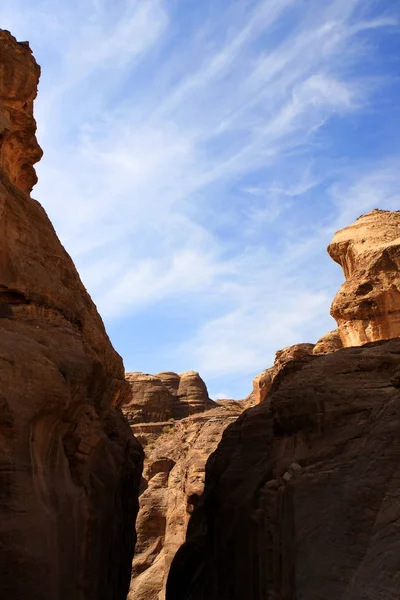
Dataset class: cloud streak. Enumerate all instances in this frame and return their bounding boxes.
[1,0,399,397]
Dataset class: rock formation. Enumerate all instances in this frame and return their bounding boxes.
[0,30,143,600]
[124,371,217,431]
[313,329,343,355]
[329,209,400,346]
[249,343,315,405]
[123,372,243,600]
[166,209,400,600]
[166,338,400,600]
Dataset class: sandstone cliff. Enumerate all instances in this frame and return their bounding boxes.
[167,339,400,600]
[166,210,400,600]
[0,30,143,600]
[329,209,400,346]
[123,372,244,600]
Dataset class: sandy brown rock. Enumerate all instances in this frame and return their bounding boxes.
[127,400,243,600]
[124,371,216,430]
[0,30,143,600]
[125,373,174,424]
[329,209,400,346]
[167,339,400,600]
[0,30,43,193]
[313,329,343,355]
[249,343,315,406]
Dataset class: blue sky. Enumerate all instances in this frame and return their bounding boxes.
[2,0,399,399]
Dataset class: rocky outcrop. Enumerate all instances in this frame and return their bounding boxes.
[313,329,343,355]
[124,371,217,430]
[166,338,400,600]
[123,372,243,600]
[0,30,43,193]
[249,343,315,405]
[0,30,143,600]
[329,209,400,346]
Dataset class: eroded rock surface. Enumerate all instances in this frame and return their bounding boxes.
[0,30,143,600]
[329,209,400,346]
[123,373,243,600]
[124,371,217,429]
[167,339,400,600]
[313,329,343,355]
[249,343,315,405]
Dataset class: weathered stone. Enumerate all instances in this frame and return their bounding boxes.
[125,373,174,424]
[313,329,343,355]
[329,209,400,346]
[0,30,143,600]
[166,339,400,600]
[126,387,243,600]
[125,371,216,429]
[249,343,315,406]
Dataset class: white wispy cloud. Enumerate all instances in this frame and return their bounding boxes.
[1,0,398,396]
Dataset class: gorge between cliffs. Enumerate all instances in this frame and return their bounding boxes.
[1,28,400,600]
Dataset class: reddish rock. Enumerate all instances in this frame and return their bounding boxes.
[166,339,400,600]
[249,343,315,406]
[313,329,343,355]
[122,370,243,600]
[125,373,174,424]
[124,371,217,432]
[0,30,143,600]
[329,209,400,346]
[129,403,243,600]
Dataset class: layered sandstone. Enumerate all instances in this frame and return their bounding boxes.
[329,209,400,346]
[167,339,400,600]
[123,373,243,600]
[0,31,143,600]
[124,370,217,430]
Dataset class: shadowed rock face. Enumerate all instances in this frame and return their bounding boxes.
[122,371,244,600]
[166,339,400,600]
[0,30,143,600]
[128,404,244,600]
[329,209,400,346]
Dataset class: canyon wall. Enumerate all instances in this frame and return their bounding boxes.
[123,372,244,600]
[0,30,143,600]
[167,339,400,600]
[166,210,400,600]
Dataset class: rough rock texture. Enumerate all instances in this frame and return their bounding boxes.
[313,329,343,355]
[125,373,174,424]
[0,30,143,600]
[329,209,400,346]
[123,373,243,600]
[249,343,315,406]
[0,30,43,193]
[124,371,216,429]
[167,339,400,600]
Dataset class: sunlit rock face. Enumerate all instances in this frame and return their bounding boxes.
[313,329,343,355]
[0,30,143,600]
[329,209,400,347]
[123,372,243,600]
[250,343,315,406]
[0,30,43,193]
